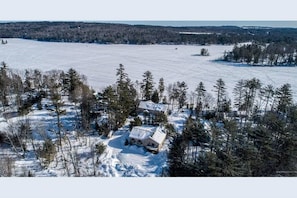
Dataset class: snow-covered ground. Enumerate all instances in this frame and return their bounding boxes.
[1,39,297,101]
[0,97,188,177]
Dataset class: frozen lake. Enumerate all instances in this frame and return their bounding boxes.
[1,38,297,101]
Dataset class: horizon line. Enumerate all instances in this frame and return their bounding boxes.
[0,20,297,28]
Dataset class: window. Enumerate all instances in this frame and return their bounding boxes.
[137,140,142,145]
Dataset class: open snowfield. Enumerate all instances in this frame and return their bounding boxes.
[1,38,297,101]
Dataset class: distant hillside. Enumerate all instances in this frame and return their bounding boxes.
[1,22,297,45]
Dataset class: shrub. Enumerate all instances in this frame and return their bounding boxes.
[37,139,56,166]
[129,116,142,130]
[153,112,168,125]
[165,123,176,138]
[95,142,106,155]
[124,139,130,146]
[0,156,14,177]
[200,48,210,56]
[96,123,110,137]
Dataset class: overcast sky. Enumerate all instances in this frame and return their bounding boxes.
[0,0,296,22]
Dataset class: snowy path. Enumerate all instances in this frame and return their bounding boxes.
[99,131,168,177]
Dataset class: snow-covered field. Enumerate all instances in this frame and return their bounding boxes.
[1,38,297,101]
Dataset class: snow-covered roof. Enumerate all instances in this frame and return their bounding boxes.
[150,127,166,145]
[138,100,168,112]
[129,126,166,145]
[129,126,154,140]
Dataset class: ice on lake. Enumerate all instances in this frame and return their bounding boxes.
[1,38,297,101]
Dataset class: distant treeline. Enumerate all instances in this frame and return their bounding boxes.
[1,22,297,45]
[222,42,297,66]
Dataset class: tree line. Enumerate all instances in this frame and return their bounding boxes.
[222,42,297,66]
[1,22,297,45]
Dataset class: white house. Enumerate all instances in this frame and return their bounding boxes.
[129,126,166,153]
[137,100,169,115]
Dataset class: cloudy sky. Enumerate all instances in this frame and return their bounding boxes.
[0,0,296,21]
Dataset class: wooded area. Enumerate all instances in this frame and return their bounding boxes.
[168,78,297,176]
[222,43,297,66]
[1,22,297,45]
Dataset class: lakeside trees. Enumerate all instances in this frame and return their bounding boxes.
[223,43,297,66]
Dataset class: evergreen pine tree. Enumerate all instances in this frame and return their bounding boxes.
[213,78,227,113]
[115,64,137,127]
[243,78,261,117]
[260,84,275,113]
[195,81,206,114]
[275,83,293,115]
[233,79,245,112]
[151,89,159,103]
[158,77,165,102]
[0,62,9,110]
[176,81,188,109]
[141,70,154,101]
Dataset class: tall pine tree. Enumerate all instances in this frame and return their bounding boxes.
[141,70,154,101]
[115,64,137,127]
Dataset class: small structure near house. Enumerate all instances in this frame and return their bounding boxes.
[129,126,166,153]
[137,100,169,115]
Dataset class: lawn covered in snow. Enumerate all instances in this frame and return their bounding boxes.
[1,39,297,101]
[0,97,187,177]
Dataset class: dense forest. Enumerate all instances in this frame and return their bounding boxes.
[1,22,297,45]
[168,78,297,176]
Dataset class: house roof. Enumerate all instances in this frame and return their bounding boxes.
[129,126,154,140]
[150,127,166,145]
[129,126,166,145]
[138,100,168,112]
